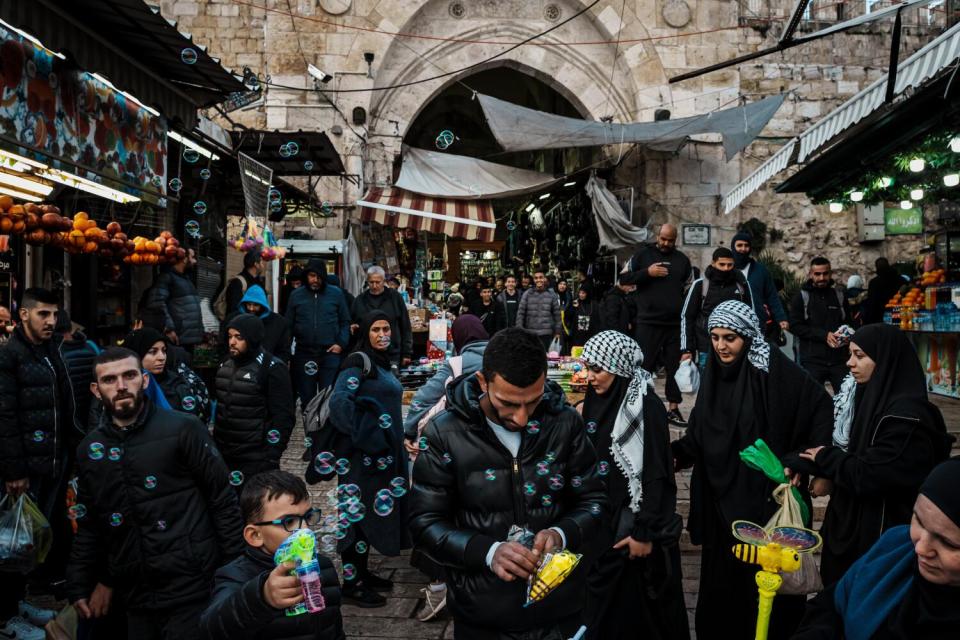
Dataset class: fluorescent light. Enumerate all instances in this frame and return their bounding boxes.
[169,131,220,161]
[538,193,550,200]
[850,190,864,202]
[900,200,912,210]
[40,168,140,204]
[909,158,925,172]
[0,149,48,171]
[525,203,535,212]
[828,202,843,213]
[243,170,271,186]
[0,186,42,202]
[563,181,576,187]
[0,171,53,196]
[0,19,65,59]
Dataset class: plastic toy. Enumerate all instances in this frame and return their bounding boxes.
[274,528,326,616]
[730,520,822,640]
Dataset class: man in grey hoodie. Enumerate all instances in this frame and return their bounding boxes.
[516,271,562,351]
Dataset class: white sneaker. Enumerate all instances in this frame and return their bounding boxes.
[0,616,45,640]
[417,585,447,622]
[17,602,55,627]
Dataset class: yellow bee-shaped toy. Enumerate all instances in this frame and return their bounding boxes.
[731,521,822,640]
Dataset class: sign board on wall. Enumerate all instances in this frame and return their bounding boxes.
[884,206,923,235]
[681,224,711,245]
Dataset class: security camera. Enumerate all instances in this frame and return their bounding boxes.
[307,64,332,84]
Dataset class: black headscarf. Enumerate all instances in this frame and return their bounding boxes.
[731,231,752,269]
[343,310,392,372]
[122,328,166,362]
[451,314,488,353]
[583,375,631,507]
[227,313,265,353]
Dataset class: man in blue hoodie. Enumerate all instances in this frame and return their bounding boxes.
[239,285,291,363]
[284,259,351,406]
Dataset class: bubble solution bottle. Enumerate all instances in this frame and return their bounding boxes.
[274,529,326,615]
[295,558,326,613]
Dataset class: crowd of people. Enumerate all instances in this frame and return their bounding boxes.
[0,226,955,640]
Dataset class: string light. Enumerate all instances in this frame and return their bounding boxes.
[828,202,843,213]
[850,190,864,202]
[910,188,924,201]
[944,173,960,187]
[950,137,960,153]
[900,200,913,209]
[909,158,925,172]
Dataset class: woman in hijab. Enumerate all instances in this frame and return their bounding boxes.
[328,310,411,608]
[579,331,689,640]
[565,285,599,350]
[672,300,833,640]
[792,458,960,639]
[796,324,952,585]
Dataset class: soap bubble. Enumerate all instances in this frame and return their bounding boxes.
[193,201,207,215]
[321,201,333,215]
[597,461,609,476]
[268,188,282,204]
[346,376,359,390]
[536,462,550,477]
[544,451,557,464]
[374,489,395,516]
[541,494,553,507]
[304,437,313,449]
[157,519,168,530]
[109,512,123,527]
[585,421,597,435]
[526,420,540,435]
[270,202,282,214]
[506,221,516,231]
[337,484,361,501]
[266,429,280,444]
[182,148,200,163]
[144,475,158,490]
[283,141,299,157]
[548,474,564,491]
[484,469,496,481]
[151,175,163,187]
[158,197,168,208]
[435,129,455,150]
[378,414,392,429]
[355,541,368,554]
[181,48,198,65]
[169,178,182,193]
[362,455,372,467]
[108,447,122,462]
[523,481,536,496]
[199,168,211,180]
[588,504,602,517]
[32,430,45,443]
[571,476,583,488]
[343,563,357,580]
[386,456,394,464]
[303,360,318,376]
[67,504,87,520]
[321,534,336,553]
[314,451,335,475]
[441,452,453,465]
[375,457,388,471]
[334,525,349,540]
[229,470,245,486]
[334,458,351,476]
[389,476,407,498]
[88,442,104,460]
[340,499,365,524]
[181,395,197,411]
[304,160,314,171]
[417,436,429,451]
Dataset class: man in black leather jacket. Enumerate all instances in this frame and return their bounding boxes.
[410,328,606,639]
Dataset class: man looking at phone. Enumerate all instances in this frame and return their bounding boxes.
[620,224,692,425]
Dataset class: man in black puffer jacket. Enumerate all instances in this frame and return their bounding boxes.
[56,309,99,431]
[67,347,243,638]
[410,328,606,640]
[215,314,295,487]
[145,248,203,349]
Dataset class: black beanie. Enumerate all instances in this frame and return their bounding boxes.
[919,457,960,528]
[121,328,166,361]
[227,313,265,351]
[731,231,753,249]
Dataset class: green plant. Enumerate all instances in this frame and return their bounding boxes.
[738,218,769,253]
[757,250,804,309]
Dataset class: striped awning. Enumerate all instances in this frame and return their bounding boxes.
[723,19,960,214]
[357,187,496,242]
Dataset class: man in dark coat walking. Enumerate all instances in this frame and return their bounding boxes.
[55,309,99,431]
[596,281,635,334]
[731,231,789,338]
[215,314,295,486]
[67,347,243,640]
[224,250,265,319]
[145,248,203,350]
[351,266,413,367]
[410,328,606,639]
[863,257,904,325]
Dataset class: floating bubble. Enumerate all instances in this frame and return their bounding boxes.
[157,519,168,530]
[526,420,540,435]
[385,456,394,464]
[321,534,337,553]
[417,436,429,451]
[314,451,335,475]
[303,361,318,376]
[484,469,496,481]
[523,481,537,496]
[304,160,314,171]
[334,525,349,540]
[32,430,45,443]
[182,395,197,411]
[229,470,245,486]
[571,476,583,488]
[284,141,299,156]
[597,461,609,476]
[181,48,198,65]
[321,201,333,215]
[169,178,183,193]
[279,144,291,159]
[544,451,557,464]
[199,168,211,180]
[506,221,516,231]
[389,479,407,498]
[193,201,207,215]
[151,175,163,187]
[109,512,123,527]
[108,447,122,462]
[88,442,104,460]
[144,475,158,490]
[375,457,388,471]
[541,494,553,507]
[266,429,280,444]
[374,489,395,516]
[378,414,392,430]
[390,477,405,489]
[588,504,602,517]
[304,437,313,449]
[343,563,357,580]
[158,197,168,208]
[346,376,359,391]
[410,401,422,411]
[67,504,87,520]
[355,541,368,554]
[586,421,597,435]
[441,452,453,465]
[536,462,550,477]
[182,148,200,163]
[335,458,351,476]
[362,455,372,467]
[268,188,282,204]
[337,484,361,501]
[270,202,282,214]
[435,129,455,150]
[340,499,366,524]
[548,475,564,491]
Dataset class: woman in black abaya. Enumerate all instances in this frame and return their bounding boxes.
[672,301,833,640]
[797,323,953,585]
[579,331,689,640]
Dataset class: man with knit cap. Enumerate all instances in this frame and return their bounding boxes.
[214,314,295,488]
[731,231,788,339]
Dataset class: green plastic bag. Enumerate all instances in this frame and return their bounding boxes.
[738,438,810,526]
[0,494,52,573]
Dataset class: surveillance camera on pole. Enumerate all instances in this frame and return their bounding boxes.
[307,64,333,84]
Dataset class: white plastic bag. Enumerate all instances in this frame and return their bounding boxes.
[765,484,823,595]
[547,337,562,356]
[674,359,700,394]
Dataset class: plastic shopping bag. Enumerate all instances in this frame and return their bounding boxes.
[674,359,700,394]
[547,337,562,357]
[0,494,52,573]
[765,484,823,595]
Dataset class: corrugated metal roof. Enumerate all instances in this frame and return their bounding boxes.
[722,20,960,214]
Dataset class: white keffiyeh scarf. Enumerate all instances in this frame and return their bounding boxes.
[706,300,771,372]
[832,373,857,450]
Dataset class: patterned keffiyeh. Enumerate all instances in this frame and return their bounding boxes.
[581,331,654,513]
[706,300,771,372]
[832,373,857,450]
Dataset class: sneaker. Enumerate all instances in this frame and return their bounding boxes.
[17,602,55,627]
[0,616,45,640]
[666,408,687,427]
[360,571,394,592]
[417,585,447,621]
[342,584,387,608]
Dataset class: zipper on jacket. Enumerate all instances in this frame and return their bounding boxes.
[42,356,59,473]
[511,457,526,525]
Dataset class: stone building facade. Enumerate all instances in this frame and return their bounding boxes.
[159,0,952,281]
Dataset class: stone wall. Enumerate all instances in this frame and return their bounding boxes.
[159,0,950,280]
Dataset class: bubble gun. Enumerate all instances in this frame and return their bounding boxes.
[274,528,326,616]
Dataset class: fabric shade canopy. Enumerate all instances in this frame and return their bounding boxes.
[584,175,649,250]
[357,187,496,242]
[395,147,558,199]
[477,93,786,160]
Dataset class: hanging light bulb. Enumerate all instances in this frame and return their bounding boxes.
[950,137,960,153]
[910,188,924,201]
[900,200,913,210]
[944,173,960,187]
[909,158,926,172]
[850,190,864,202]
[876,176,894,188]
[828,202,843,213]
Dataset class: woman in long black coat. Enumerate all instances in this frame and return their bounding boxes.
[797,323,953,585]
[672,300,833,640]
[579,330,689,640]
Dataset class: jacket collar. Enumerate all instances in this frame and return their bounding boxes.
[244,545,276,569]
[101,397,156,434]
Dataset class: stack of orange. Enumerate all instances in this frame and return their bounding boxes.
[901,287,923,308]
[125,236,163,265]
[920,268,946,286]
[886,292,902,308]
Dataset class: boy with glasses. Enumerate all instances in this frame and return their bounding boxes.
[202,470,345,639]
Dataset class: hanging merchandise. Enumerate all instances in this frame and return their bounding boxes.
[231,217,287,261]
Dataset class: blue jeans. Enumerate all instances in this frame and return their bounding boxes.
[292,351,342,409]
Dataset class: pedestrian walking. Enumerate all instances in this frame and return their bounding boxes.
[122,328,210,423]
[239,284,292,363]
[222,250,265,323]
[596,281,635,335]
[789,257,851,393]
[144,248,203,351]
[731,231,789,339]
[516,270,562,351]
[351,266,413,368]
[467,284,504,336]
[564,284,599,349]
[844,274,867,328]
[56,309,100,430]
[863,257,904,325]
[495,275,522,329]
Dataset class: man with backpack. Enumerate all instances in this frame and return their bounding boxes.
[216,251,265,325]
[789,256,851,393]
[680,247,753,369]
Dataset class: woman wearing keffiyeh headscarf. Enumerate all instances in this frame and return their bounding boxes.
[672,301,833,640]
[578,331,689,640]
